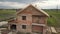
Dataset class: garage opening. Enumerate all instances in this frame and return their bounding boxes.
[10,24,16,30]
[32,25,43,34]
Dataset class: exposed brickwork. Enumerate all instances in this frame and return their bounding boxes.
[32,25,43,32]
[8,4,49,34]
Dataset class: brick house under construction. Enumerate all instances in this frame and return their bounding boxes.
[8,4,49,34]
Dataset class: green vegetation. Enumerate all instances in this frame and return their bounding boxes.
[43,9,60,27]
[0,9,60,27]
[0,9,16,21]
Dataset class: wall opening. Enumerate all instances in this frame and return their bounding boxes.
[10,24,16,30]
[32,15,41,23]
[22,16,26,20]
[22,25,26,29]
[32,25,43,34]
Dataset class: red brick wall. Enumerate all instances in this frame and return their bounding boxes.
[32,25,43,32]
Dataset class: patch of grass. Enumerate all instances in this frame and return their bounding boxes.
[0,9,16,21]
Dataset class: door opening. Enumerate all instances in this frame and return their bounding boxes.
[10,24,16,30]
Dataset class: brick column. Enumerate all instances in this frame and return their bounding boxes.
[43,27,47,34]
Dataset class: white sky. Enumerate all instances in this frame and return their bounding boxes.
[0,0,60,9]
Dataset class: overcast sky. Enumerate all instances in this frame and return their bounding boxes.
[0,0,60,9]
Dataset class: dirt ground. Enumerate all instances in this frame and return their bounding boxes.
[55,27,60,34]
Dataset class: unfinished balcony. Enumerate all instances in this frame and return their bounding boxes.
[32,15,45,24]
